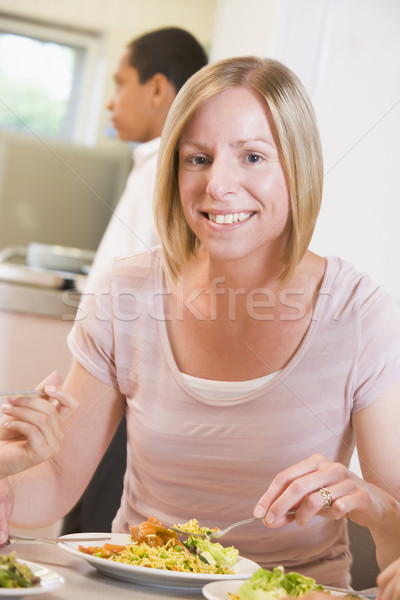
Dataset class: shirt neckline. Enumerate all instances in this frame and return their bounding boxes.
[155,254,335,404]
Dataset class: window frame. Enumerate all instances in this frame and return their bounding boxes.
[0,15,105,144]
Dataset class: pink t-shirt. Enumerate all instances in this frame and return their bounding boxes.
[68,249,400,587]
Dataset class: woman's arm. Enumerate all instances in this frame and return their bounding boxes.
[352,379,400,568]
[7,359,125,528]
[253,380,400,570]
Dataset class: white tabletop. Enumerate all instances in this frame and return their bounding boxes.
[0,541,204,600]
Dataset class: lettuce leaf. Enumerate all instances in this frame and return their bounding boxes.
[185,537,239,566]
[238,567,324,600]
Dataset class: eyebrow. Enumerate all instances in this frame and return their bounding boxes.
[179,137,277,150]
[234,137,276,149]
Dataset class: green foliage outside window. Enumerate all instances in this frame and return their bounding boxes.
[0,33,78,138]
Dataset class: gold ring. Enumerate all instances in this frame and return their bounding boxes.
[318,487,333,508]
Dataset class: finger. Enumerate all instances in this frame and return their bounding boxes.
[257,459,348,526]
[294,479,358,525]
[254,454,329,519]
[0,412,24,441]
[43,386,78,419]
[1,399,65,451]
[3,388,77,422]
[36,370,62,392]
[2,396,61,425]
[4,419,62,463]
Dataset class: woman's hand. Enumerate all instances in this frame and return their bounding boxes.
[253,453,391,529]
[378,557,400,600]
[0,371,78,479]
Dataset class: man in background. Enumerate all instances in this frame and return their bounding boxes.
[62,27,207,533]
[87,26,208,286]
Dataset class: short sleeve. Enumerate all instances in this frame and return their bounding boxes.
[353,284,400,411]
[68,264,117,387]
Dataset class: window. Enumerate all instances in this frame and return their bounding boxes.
[0,16,104,144]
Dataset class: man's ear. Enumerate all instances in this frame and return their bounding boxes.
[149,73,176,107]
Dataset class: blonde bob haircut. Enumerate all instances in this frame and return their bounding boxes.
[154,55,323,283]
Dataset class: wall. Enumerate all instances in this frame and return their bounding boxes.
[211,0,276,59]
[0,0,218,146]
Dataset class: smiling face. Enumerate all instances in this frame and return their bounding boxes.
[177,86,290,267]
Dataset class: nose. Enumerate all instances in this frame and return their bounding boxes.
[205,156,239,200]
[106,92,115,111]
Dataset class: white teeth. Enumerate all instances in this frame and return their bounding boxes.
[208,212,251,224]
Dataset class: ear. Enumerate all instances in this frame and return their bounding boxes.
[149,73,176,108]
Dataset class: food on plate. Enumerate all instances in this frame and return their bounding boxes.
[228,566,324,600]
[78,516,239,574]
[0,551,41,588]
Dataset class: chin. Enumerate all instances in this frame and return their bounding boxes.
[116,132,129,141]
[205,245,251,264]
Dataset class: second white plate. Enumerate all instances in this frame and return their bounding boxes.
[202,580,366,600]
[0,558,64,597]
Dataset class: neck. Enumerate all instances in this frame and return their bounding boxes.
[203,245,287,293]
[174,248,288,324]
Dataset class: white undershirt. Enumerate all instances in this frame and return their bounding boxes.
[181,371,279,398]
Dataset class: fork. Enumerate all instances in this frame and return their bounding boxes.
[7,534,111,545]
[170,512,298,540]
[169,517,259,540]
[324,586,378,599]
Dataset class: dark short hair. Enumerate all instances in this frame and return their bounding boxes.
[127,27,208,93]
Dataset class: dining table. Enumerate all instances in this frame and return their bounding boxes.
[0,540,206,600]
[0,538,380,600]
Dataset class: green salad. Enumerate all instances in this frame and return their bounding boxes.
[0,552,41,588]
[184,535,239,568]
[233,566,324,600]
[174,519,239,569]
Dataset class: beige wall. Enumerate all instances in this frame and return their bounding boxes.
[211,0,277,60]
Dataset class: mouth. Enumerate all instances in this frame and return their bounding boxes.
[205,212,254,225]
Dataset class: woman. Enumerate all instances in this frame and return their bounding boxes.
[1,56,400,587]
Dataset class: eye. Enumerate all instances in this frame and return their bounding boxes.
[180,153,211,169]
[190,155,208,165]
[245,153,263,164]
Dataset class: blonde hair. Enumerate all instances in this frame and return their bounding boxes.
[154,56,323,282]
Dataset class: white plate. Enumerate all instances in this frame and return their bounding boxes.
[26,243,95,274]
[202,580,358,600]
[0,558,64,597]
[57,533,260,591]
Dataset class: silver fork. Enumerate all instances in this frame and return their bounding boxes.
[169,517,258,540]
[170,512,297,540]
[324,586,378,599]
[7,534,111,545]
